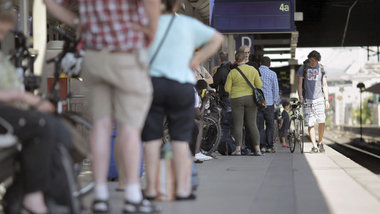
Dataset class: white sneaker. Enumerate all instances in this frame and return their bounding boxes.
[195,152,213,161]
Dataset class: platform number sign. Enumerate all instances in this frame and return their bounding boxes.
[279,3,290,12]
[211,0,295,33]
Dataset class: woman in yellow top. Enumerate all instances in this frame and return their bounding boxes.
[225,51,263,156]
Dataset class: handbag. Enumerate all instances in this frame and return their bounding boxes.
[235,66,267,109]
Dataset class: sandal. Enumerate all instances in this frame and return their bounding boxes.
[175,193,196,201]
[143,193,157,201]
[123,199,160,214]
[92,199,110,213]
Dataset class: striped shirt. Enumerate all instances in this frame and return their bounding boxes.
[56,0,148,51]
[258,65,279,106]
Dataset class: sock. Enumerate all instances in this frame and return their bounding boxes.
[94,183,109,200]
[125,183,142,203]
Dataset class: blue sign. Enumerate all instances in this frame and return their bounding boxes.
[235,35,254,53]
[211,0,295,33]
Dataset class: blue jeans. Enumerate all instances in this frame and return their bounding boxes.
[257,105,275,149]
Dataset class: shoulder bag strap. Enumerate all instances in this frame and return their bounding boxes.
[149,15,176,66]
[235,66,256,90]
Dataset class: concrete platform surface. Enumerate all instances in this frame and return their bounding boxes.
[80,134,380,214]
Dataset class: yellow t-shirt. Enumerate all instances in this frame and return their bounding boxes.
[225,64,263,99]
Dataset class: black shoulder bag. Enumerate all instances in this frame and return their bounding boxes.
[235,66,267,109]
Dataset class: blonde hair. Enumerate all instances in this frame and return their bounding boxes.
[238,45,250,52]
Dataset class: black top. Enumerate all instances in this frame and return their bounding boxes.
[280,110,290,131]
[211,61,232,98]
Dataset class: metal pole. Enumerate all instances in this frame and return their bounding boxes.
[360,90,363,142]
[19,0,29,34]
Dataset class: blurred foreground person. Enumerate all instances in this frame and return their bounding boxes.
[44,0,161,213]
[142,0,223,201]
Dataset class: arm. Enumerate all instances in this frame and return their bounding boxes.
[224,72,232,95]
[279,118,284,129]
[199,95,210,116]
[273,73,280,104]
[44,0,78,27]
[254,70,263,89]
[297,76,304,102]
[323,76,330,109]
[190,32,223,70]
[204,69,214,85]
[0,90,54,112]
[140,0,161,47]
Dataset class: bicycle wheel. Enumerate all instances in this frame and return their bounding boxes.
[298,117,304,153]
[60,112,94,210]
[289,118,296,153]
[200,116,222,155]
[61,112,92,164]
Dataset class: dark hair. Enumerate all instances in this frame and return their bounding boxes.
[162,0,179,13]
[195,79,208,91]
[282,101,290,108]
[218,51,228,62]
[235,51,245,63]
[260,56,271,67]
[307,50,321,61]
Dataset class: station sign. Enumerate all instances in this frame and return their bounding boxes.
[211,0,295,33]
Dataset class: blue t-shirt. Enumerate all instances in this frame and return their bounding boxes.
[148,14,216,84]
[280,110,290,131]
[296,63,326,100]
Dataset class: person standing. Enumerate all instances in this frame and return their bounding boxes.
[279,101,290,148]
[225,52,263,156]
[257,56,279,153]
[44,0,161,213]
[142,0,223,201]
[297,50,330,153]
[210,51,233,154]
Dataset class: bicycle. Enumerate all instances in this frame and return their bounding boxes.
[287,98,311,153]
[45,27,94,213]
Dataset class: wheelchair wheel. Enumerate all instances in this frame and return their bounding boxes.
[200,116,221,155]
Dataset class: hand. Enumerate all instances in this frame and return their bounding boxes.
[299,97,304,104]
[131,23,156,47]
[37,100,55,113]
[325,100,330,109]
[189,58,201,71]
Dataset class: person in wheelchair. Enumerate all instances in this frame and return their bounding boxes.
[0,10,72,214]
[191,79,213,162]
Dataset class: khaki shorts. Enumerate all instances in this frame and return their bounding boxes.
[82,49,152,129]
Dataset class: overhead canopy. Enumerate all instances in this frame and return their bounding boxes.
[365,83,380,94]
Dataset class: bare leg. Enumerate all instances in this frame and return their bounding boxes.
[308,126,317,148]
[318,123,325,144]
[194,119,203,154]
[91,117,112,188]
[171,141,192,197]
[143,139,161,197]
[281,136,287,146]
[22,192,47,213]
[117,123,144,202]
[115,138,125,190]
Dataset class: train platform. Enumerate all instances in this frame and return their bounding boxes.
[79,130,380,214]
